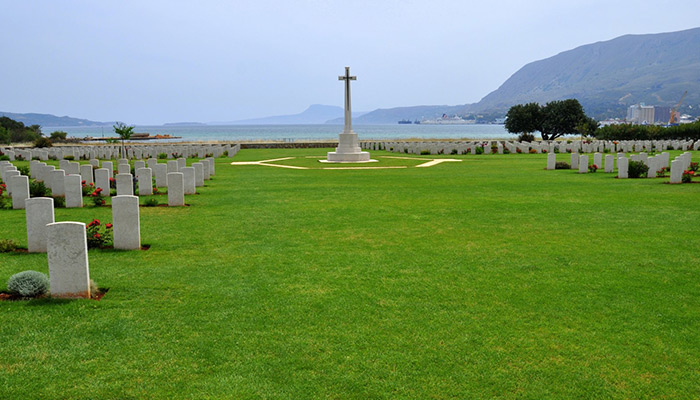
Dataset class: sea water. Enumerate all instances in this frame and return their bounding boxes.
[43,124,511,142]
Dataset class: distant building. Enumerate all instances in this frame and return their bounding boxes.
[627,103,655,124]
[653,106,671,124]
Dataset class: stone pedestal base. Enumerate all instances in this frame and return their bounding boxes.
[324,131,375,163]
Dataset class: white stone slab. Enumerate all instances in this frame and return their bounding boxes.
[112,195,141,250]
[26,197,55,253]
[10,175,29,210]
[116,173,134,196]
[64,174,83,208]
[167,172,185,206]
[46,221,91,298]
[136,168,153,196]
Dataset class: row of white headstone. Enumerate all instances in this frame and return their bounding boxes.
[545,151,693,181]
[1,156,217,209]
[0,143,240,162]
[364,139,700,155]
[24,195,141,298]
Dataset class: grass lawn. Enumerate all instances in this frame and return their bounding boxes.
[1,148,700,399]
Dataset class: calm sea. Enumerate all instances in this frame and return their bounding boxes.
[43,124,511,142]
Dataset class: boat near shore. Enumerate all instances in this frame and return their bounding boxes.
[421,114,476,125]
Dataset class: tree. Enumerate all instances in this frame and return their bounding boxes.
[505,102,542,139]
[113,122,134,158]
[540,99,587,140]
[505,99,592,141]
[49,131,68,141]
[576,116,599,138]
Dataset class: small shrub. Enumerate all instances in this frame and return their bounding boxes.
[420,150,430,155]
[503,148,511,154]
[682,170,694,183]
[144,197,159,207]
[85,219,113,249]
[52,196,66,208]
[656,167,669,178]
[109,177,116,189]
[491,146,498,153]
[82,181,95,197]
[450,149,458,155]
[0,196,11,209]
[7,271,50,297]
[171,152,182,158]
[89,188,106,206]
[518,133,535,142]
[0,239,20,253]
[603,148,611,153]
[555,161,570,170]
[64,155,75,161]
[475,147,484,155]
[15,154,25,161]
[588,164,598,173]
[689,162,699,172]
[628,161,649,179]
[18,166,29,176]
[158,153,167,159]
[516,148,522,154]
[0,155,8,161]
[222,150,229,157]
[29,180,51,197]
[528,149,537,154]
[667,145,674,150]
[33,137,53,148]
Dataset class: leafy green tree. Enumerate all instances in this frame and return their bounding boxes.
[540,99,587,140]
[505,102,542,138]
[49,131,68,141]
[0,126,10,144]
[576,116,600,138]
[113,122,135,158]
[506,99,592,141]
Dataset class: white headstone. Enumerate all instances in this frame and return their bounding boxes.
[64,174,83,208]
[167,172,185,206]
[618,157,629,179]
[604,155,614,173]
[546,153,556,170]
[10,175,30,210]
[95,168,110,196]
[112,195,141,250]
[136,168,153,196]
[578,155,588,173]
[46,222,91,298]
[116,173,133,196]
[26,197,55,253]
[154,164,167,187]
[192,162,204,187]
[181,167,196,195]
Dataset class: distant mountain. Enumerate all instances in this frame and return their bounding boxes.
[476,27,700,118]
[220,104,367,125]
[328,105,467,124]
[163,122,206,126]
[356,27,700,122]
[0,111,108,127]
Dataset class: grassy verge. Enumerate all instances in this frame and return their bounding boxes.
[1,149,699,398]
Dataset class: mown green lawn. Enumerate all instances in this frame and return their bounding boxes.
[1,148,699,399]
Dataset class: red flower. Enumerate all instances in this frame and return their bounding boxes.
[105,223,112,229]
[93,233,101,239]
[81,180,86,185]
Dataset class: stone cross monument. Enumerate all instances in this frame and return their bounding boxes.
[325,67,372,163]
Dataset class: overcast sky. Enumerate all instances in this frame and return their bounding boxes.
[2,0,699,125]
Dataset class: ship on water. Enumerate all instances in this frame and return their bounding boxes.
[420,114,476,125]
